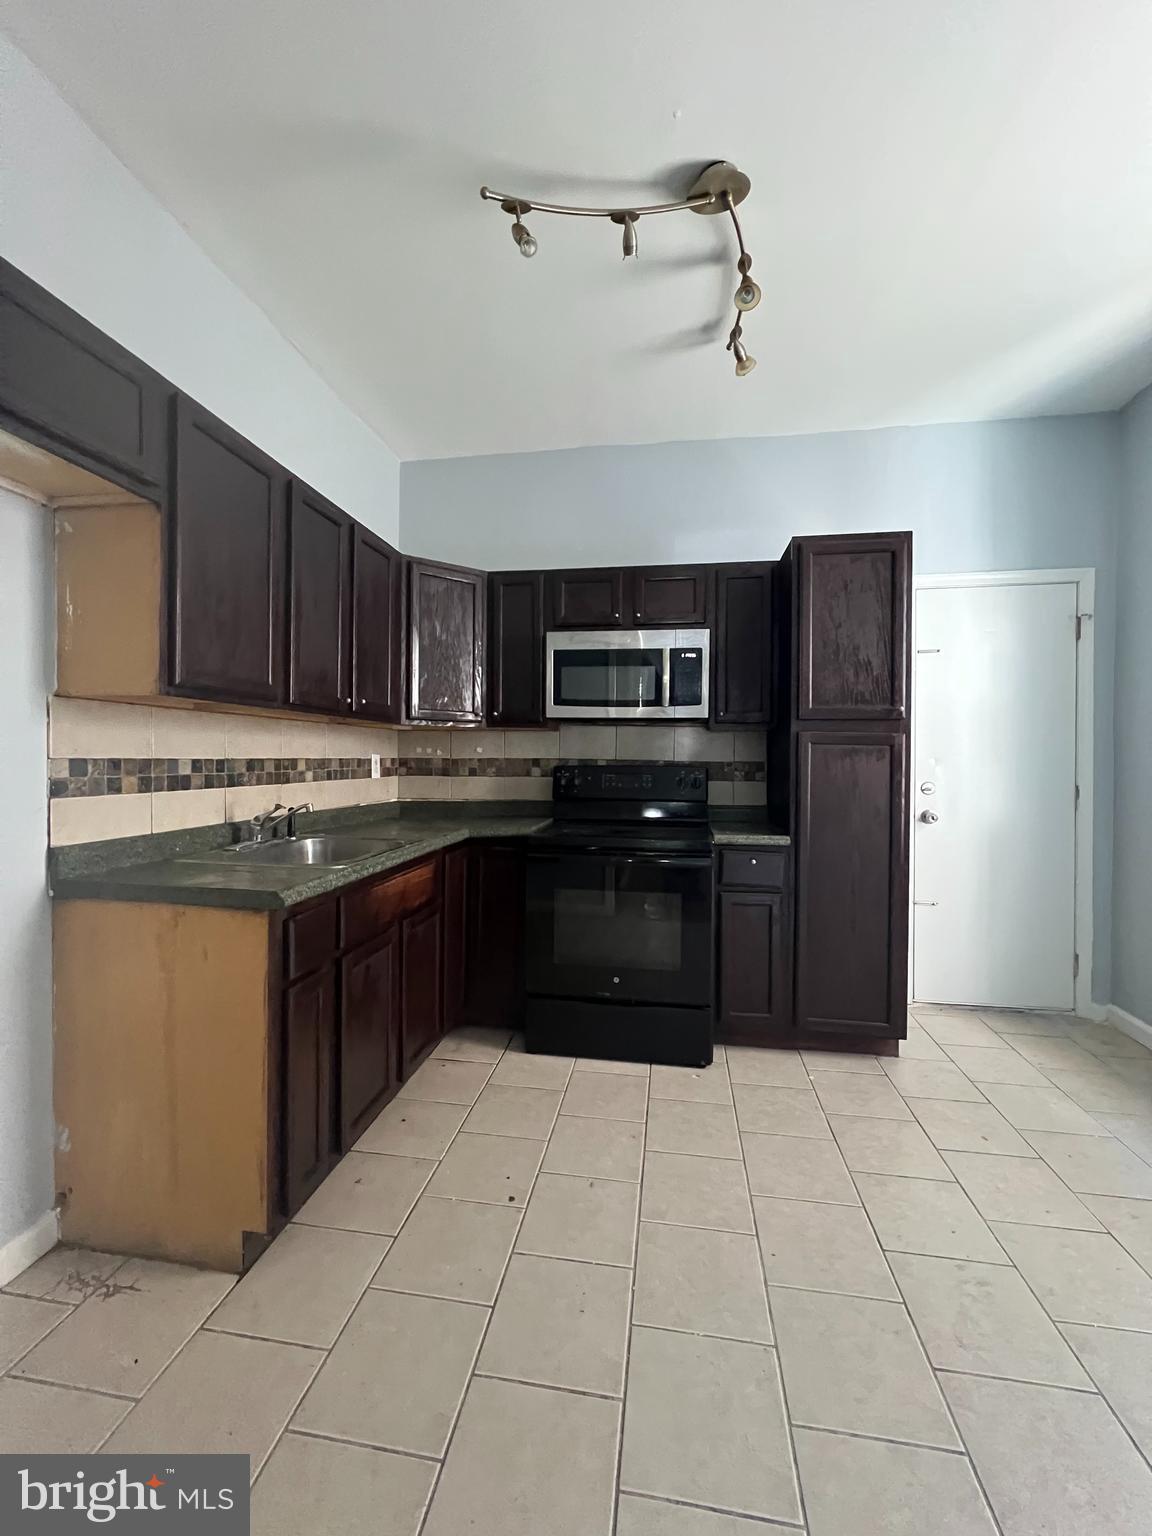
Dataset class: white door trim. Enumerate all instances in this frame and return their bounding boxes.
[912,568,1095,1018]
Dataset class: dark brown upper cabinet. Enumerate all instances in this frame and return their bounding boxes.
[169,394,287,704]
[0,257,168,492]
[631,565,709,627]
[408,558,486,723]
[288,482,351,714]
[351,526,403,721]
[547,568,627,629]
[795,533,910,720]
[713,563,775,724]
[488,570,544,725]
[793,727,909,1036]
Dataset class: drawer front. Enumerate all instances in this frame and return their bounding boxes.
[285,903,338,982]
[341,856,441,950]
[719,847,788,890]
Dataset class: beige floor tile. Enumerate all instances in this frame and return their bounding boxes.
[889,1252,1091,1387]
[561,1070,649,1122]
[898,1028,951,1062]
[0,1293,71,1371]
[743,1131,860,1203]
[941,1044,1052,1085]
[646,1099,741,1159]
[207,1225,389,1347]
[1009,1035,1104,1073]
[642,1152,754,1234]
[397,1058,494,1105]
[1023,1131,1152,1198]
[371,1196,520,1304]
[793,1427,998,1536]
[1096,1114,1152,1166]
[1060,1324,1152,1460]
[726,1046,809,1087]
[1033,1069,1150,1119]
[618,1493,797,1536]
[422,1376,619,1536]
[425,1132,544,1206]
[621,1327,800,1522]
[294,1289,485,1456]
[294,1152,434,1235]
[478,1253,631,1395]
[633,1222,772,1343]
[800,1050,884,1074]
[829,1114,953,1178]
[0,1377,130,1453]
[811,1071,913,1121]
[252,1431,436,1536]
[1067,1022,1152,1060]
[4,1245,128,1303]
[942,1372,1152,1536]
[355,1098,468,1159]
[915,1013,1008,1049]
[771,1287,957,1447]
[542,1115,644,1182]
[977,1081,1109,1134]
[990,1223,1152,1329]
[489,1046,574,1089]
[463,1083,562,1140]
[732,1084,831,1139]
[855,1173,1010,1263]
[576,1055,649,1076]
[1080,1193,1152,1271]
[908,1097,1036,1156]
[432,1026,513,1063]
[650,1062,733,1104]
[517,1173,639,1265]
[880,1059,987,1103]
[979,1010,1071,1037]
[104,1330,320,1471]
[942,1150,1103,1230]
[755,1197,899,1300]
[10,1259,233,1395]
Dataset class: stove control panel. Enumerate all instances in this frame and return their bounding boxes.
[552,762,708,803]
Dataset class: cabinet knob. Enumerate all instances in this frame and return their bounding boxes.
[750,857,757,866]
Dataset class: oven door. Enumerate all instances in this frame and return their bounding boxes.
[525,850,714,1007]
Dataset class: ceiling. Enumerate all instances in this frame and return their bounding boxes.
[4,1,1152,460]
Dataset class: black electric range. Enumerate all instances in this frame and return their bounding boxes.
[523,763,714,1067]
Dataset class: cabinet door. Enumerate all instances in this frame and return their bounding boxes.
[718,890,789,1040]
[713,564,774,723]
[340,925,400,1149]
[794,729,909,1036]
[170,394,287,703]
[796,534,910,719]
[546,568,626,629]
[488,571,544,725]
[466,846,524,1029]
[402,902,444,1073]
[351,526,403,721]
[632,565,709,627]
[442,848,469,1035]
[283,968,337,1214]
[408,559,486,722]
[0,256,168,490]
[289,482,351,713]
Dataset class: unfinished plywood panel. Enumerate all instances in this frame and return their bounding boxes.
[53,901,273,1271]
[55,500,162,699]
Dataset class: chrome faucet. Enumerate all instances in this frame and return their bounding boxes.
[249,801,314,843]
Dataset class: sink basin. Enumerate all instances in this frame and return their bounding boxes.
[187,834,410,868]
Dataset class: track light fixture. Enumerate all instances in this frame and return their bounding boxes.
[481,161,758,377]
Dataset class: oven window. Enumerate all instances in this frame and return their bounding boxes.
[554,887,682,971]
[553,649,663,709]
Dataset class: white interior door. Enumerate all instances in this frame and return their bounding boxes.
[913,580,1078,1010]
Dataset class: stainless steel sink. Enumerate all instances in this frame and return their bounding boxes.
[187,834,409,868]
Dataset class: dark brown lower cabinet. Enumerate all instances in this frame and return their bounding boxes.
[794,728,909,1036]
[718,890,789,1040]
[401,902,444,1073]
[442,847,469,1034]
[283,968,338,1213]
[340,926,401,1150]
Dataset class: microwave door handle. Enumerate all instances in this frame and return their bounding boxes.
[661,647,671,710]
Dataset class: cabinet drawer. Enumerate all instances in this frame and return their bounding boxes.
[285,903,338,982]
[341,857,440,950]
[719,847,788,890]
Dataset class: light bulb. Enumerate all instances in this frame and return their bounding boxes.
[518,232,538,258]
[511,221,537,258]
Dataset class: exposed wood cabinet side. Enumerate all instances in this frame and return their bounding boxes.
[488,570,544,725]
[408,558,487,722]
[283,967,338,1211]
[289,482,352,713]
[795,533,911,719]
[340,925,401,1149]
[713,563,775,724]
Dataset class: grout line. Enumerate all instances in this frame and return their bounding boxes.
[0,1302,76,1377]
[933,1365,1099,1395]
[472,1370,622,1403]
[10,1371,139,1403]
[198,1324,328,1349]
[618,1485,805,1529]
[287,1425,444,1464]
[789,1421,970,1457]
[610,1046,649,1536]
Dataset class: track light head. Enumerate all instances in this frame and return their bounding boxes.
[511,220,538,258]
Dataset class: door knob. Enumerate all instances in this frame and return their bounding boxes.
[919,809,939,824]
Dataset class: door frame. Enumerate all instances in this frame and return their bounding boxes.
[911,568,1096,1018]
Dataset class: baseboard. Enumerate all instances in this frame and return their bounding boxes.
[1079,1000,1109,1023]
[0,1208,58,1288]
[1108,1004,1152,1052]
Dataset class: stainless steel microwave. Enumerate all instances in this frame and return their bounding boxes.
[545,628,710,720]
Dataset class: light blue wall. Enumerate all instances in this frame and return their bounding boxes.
[1115,387,1152,1024]
[403,415,1122,1002]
